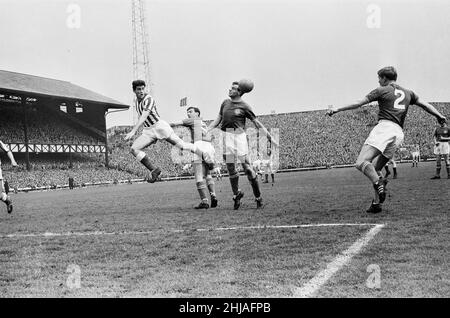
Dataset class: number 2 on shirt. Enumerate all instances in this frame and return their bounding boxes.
[394,89,406,110]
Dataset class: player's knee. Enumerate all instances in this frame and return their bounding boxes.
[355,160,370,172]
[133,150,147,162]
[243,165,256,179]
[196,180,206,190]
[130,145,142,156]
[355,160,364,171]
[227,163,237,177]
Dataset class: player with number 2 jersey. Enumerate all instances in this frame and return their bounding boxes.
[327,66,446,214]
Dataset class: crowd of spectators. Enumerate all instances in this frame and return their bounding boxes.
[0,105,102,145]
[1,156,137,190]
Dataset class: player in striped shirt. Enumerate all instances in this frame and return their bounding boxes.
[170,106,218,209]
[124,80,214,182]
[327,66,446,213]
[0,140,17,214]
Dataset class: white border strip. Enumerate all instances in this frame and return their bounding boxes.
[293,224,385,298]
[1,223,380,239]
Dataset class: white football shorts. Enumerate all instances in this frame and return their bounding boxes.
[223,132,248,157]
[141,120,176,144]
[434,142,450,155]
[365,120,404,159]
[193,140,215,163]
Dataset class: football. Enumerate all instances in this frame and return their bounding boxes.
[238,79,254,94]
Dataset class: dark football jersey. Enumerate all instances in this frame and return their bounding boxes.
[365,83,419,128]
[182,118,212,142]
[435,126,450,142]
[219,99,256,134]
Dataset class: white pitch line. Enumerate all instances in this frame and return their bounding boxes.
[292,224,386,298]
[1,223,379,239]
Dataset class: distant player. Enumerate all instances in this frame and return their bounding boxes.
[411,144,420,167]
[252,157,264,181]
[0,140,17,213]
[384,158,397,179]
[207,79,277,209]
[171,106,218,209]
[125,80,214,182]
[327,66,446,213]
[212,166,223,181]
[262,147,276,184]
[431,121,450,179]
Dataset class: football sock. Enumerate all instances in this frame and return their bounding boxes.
[136,152,156,171]
[271,174,275,183]
[229,174,239,195]
[205,176,216,195]
[265,174,268,182]
[373,188,380,204]
[248,176,261,198]
[196,181,208,201]
[1,192,7,202]
[227,164,239,195]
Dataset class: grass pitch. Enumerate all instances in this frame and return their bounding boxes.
[0,161,448,297]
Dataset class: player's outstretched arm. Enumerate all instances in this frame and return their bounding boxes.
[414,99,446,123]
[251,118,279,148]
[124,109,150,141]
[326,97,370,116]
[169,121,184,127]
[207,114,222,133]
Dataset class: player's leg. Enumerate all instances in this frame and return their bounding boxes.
[444,154,450,179]
[204,163,218,208]
[371,153,390,205]
[130,133,161,182]
[392,160,398,179]
[355,144,384,183]
[166,134,214,170]
[239,155,263,208]
[0,174,13,214]
[270,165,275,183]
[355,144,388,208]
[225,154,244,210]
[432,155,442,179]
[384,163,391,178]
[193,162,209,209]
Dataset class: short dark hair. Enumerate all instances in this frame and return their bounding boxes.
[132,80,146,91]
[187,106,201,116]
[378,66,397,81]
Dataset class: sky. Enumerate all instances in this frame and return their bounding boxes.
[1,0,450,128]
